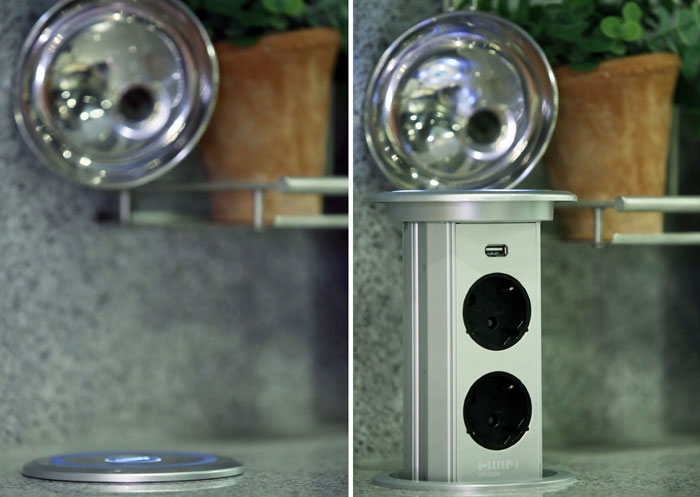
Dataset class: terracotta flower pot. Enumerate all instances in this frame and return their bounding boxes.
[545,53,681,241]
[200,28,341,224]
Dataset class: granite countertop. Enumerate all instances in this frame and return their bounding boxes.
[354,438,700,496]
[0,432,347,496]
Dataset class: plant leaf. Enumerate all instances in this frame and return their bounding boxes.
[544,5,578,25]
[610,39,627,55]
[653,6,673,33]
[227,36,260,47]
[261,0,282,13]
[233,9,289,30]
[579,37,613,53]
[546,20,588,41]
[665,34,680,54]
[566,0,594,17]
[677,8,700,46]
[514,0,530,24]
[284,0,306,16]
[202,0,248,16]
[646,37,668,52]
[601,16,623,38]
[497,0,509,18]
[475,0,493,11]
[620,20,644,41]
[681,46,700,79]
[622,2,643,23]
[262,0,305,16]
[183,0,203,10]
[568,49,588,63]
[527,13,547,38]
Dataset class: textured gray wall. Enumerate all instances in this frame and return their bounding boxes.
[353,0,700,462]
[0,0,347,447]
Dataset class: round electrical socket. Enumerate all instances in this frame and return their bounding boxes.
[463,273,531,350]
[463,371,532,450]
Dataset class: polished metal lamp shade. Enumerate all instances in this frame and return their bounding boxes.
[14,0,219,189]
[364,11,557,190]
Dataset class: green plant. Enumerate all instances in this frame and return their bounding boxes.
[457,0,700,133]
[182,0,347,50]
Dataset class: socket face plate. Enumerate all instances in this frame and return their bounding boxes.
[455,223,541,482]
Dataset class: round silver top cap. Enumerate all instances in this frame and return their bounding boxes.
[370,189,576,223]
[22,451,243,483]
[371,189,576,203]
[364,11,557,190]
[14,0,218,189]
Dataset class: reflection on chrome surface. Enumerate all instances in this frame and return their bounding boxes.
[365,12,556,190]
[15,0,218,188]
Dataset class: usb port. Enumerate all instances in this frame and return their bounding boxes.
[485,244,508,257]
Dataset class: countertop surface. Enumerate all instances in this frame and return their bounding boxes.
[0,432,347,496]
[354,439,700,496]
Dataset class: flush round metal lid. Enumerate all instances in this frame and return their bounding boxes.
[364,11,557,190]
[14,0,218,189]
[22,451,243,483]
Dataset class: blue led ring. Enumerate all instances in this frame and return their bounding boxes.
[104,456,162,464]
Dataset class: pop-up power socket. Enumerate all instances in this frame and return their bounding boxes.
[370,191,577,493]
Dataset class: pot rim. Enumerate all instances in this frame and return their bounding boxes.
[555,52,681,80]
[215,28,341,54]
